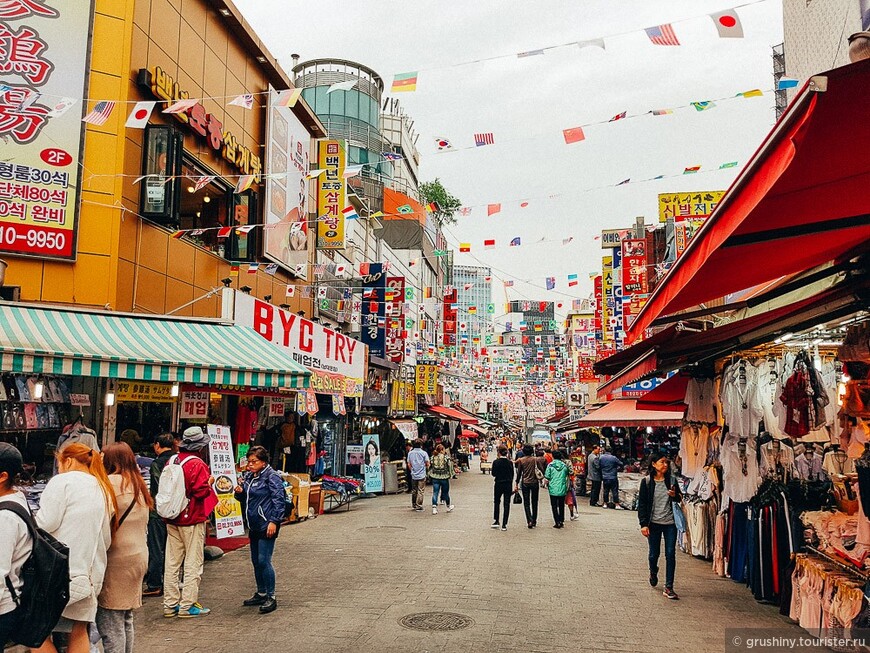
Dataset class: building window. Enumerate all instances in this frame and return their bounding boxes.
[140,125,183,224]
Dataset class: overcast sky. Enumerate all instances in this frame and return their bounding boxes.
[235,0,784,316]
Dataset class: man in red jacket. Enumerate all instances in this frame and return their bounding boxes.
[163,426,217,618]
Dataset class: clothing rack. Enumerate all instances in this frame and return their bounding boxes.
[805,545,870,581]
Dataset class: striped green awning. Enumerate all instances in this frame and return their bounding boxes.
[0,304,310,390]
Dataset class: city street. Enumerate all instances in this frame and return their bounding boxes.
[135,469,809,653]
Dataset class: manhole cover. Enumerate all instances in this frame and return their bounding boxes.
[358,525,407,531]
[399,612,474,631]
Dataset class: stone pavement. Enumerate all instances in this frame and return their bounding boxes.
[135,466,812,653]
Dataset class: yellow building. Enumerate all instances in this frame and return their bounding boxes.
[2,0,323,319]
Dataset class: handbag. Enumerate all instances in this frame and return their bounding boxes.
[512,490,523,505]
[533,456,545,481]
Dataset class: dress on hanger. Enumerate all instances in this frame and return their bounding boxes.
[720,360,763,438]
[685,378,716,423]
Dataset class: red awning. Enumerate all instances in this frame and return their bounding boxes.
[636,374,690,412]
[423,405,479,424]
[575,398,684,427]
[629,60,870,339]
[595,350,659,399]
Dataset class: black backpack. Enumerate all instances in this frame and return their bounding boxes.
[0,501,70,647]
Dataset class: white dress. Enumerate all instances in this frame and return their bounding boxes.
[35,471,112,622]
[720,360,763,438]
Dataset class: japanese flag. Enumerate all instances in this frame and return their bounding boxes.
[125,101,156,128]
[286,285,296,297]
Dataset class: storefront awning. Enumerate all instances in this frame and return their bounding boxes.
[595,349,658,398]
[0,303,310,389]
[575,398,684,427]
[636,374,690,412]
[629,59,870,339]
[422,405,479,424]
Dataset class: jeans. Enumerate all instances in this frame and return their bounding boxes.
[431,479,451,506]
[521,483,539,524]
[493,482,512,526]
[411,479,426,508]
[589,480,602,505]
[95,607,134,653]
[145,512,166,590]
[249,531,277,597]
[648,522,678,589]
[577,476,587,496]
[550,494,566,526]
[603,479,620,506]
[163,522,206,611]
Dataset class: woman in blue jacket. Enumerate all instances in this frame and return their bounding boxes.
[234,446,286,614]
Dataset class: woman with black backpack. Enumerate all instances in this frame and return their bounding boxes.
[0,443,30,645]
[234,446,286,615]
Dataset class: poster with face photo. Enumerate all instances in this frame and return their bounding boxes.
[363,434,383,493]
[347,445,364,466]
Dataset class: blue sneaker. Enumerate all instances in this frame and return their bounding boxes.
[178,602,211,618]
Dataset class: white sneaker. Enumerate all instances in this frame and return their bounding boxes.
[447,505,455,512]
[570,515,579,521]
[432,506,438,514]
[491,521,499,529]
[614,504,625,510]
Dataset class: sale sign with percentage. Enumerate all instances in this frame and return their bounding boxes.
[207,425,243,539]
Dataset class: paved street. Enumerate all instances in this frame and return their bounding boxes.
[136,468,809,653]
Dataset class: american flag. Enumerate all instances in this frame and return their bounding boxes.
[645,24,680,46]
[82,100,115,126]
[474,132,494,147]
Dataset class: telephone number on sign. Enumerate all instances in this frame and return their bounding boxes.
[0,225,72,257]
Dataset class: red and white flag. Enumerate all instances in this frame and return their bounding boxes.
[710,10,743,38]
[125,101,156,128]
[163,98,198,114]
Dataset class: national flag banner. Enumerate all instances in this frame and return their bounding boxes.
[487,303,495,314]
[562,237,574,245]
[578,38,606,50]
[645,23,680,46]
[391,71,418,93]
[170,230,184,239]
[739,89,763,98]
[509,237,521,246]
[163,98,199,114]
[264,263,279,276]
[363,288,376,299]
[683,166,701,174]
[314,264,326,278]
[504,280,514,287]
[517,49,545,57]
[651,109,674,116]
[562,126,585,144]
[317,287,328,299]
[285,285,295,297]
[487,204,501,216]
[409,258,418,267]
[435,137,452,150]
[616,179,630,186]
[433,249,447,256]
[194,175,214,191]
[719,161,739,169]
[474,132,495,147]
[381,151,403,161]
[468,306,477,314]
[217,226,232,238]
[463,283,474,291]
[342,165,364,179]
[229,264,239,277]
[359,262,370,276]
[300,286,311,298]
[396,204,414,214]
[458,207,472,216]
[425,201,439,213]
[335,264,346,276]
[235,175,255,193]
[691,101,716,111]
[710,9,744,38]
[47,97,76,117]
[342,206,359,220]
[610,111,627,122]
[459,243,471,252]
[545,277,556,290]
[82,100,115,125]
[275,88,303,107]
[228,93,255,109]
[327,79,357,94]
[247,263,259,274]
[235,225,256,234]
[484,275,492,282]
[777,78,800,90]
[306,169,327,179]
[125,101,156,128]
[484,239,496,249]
[568,274,579,287]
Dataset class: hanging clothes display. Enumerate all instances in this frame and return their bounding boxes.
[746,479,795,603]
[759,436,796,482]
[720,359,763,438]
[793,446,826,482]
[720,434,760,503]
[685,376,717,423]
[678,423,711,478]
[755,358,785,437]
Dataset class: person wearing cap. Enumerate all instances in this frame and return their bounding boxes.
[0,443,32,643]
[162,427,217,619]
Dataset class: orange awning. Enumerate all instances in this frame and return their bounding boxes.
[575,398,684,427]
[423,405,479,424]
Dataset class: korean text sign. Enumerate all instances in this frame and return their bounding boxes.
[316,139,345,249]
[621,239,648,295]
[207,425,243,539]
[363,433,383,493]
[0,0,92,259]
[657,191,725,223]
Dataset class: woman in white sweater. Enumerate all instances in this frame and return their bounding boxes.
[34,442,117,653]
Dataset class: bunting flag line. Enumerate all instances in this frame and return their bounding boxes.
[777,78,799,90]
[82,100,115,125]
[229,264,239,277]
[692,101,716,111]
[545,277,556,290]
[458,207,472,216]
[235,175,255,193]
[217,226,232,239]
[459,243,471,253]
[435,137,452,150]
[562,237,574,245]
[617,179,630,186]
[327,80,357,94]
[474,132,495,147]
[562,126,585,144]
[684,166,700,174]
[568,274,579,287]
[264,263,279,276]
[396,204,414,214]
[425,201,439,213]
[342,165,363,179]
[645,23,680,46]
[391,71,418,93]
[510,237,521,246]
[711,9,744,38]
[275,88,303,108]
[719,161,739,169]
[487,204,501,216]
[125,101,156,128]
[247,263,259,274]
[578,38,606,50]
[517,49,545,57]
[163,98,198,114]
[504,280,514,287]
[484,239,496,249]
[651,109,674,116]
[170,230,184,239]
[193,175,214,191]
[609,111,627,122]
[47,97,76,117]
[738,89,763,98]
[306,169,327,179]
[228,93,254,109]
[235,225,256,234]
[382,151,403,161]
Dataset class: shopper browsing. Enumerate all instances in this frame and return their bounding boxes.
[545,451,571,528]
[514,445,547,528]
[97,443,151,653]
[160,426,217,619]
[598,448,625,509]
[143,433,175,598]
[34,443,117,653]
[491,446,514,530]
[587,445,602,506]
[637,454,682,600]
[0,443,32,644]
[407,440,430,511]
[234,446,286,614]
[429,444,455,514]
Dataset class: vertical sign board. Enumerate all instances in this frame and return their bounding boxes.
[0,0,93,260]
[316,139,345,249]
[362,433,383,493]
[658,191,725,223]
[442,288,458,346]
[264,86,311,278]
[601,257,613,344]
[207,425,243,539]
[385,276,405,363]
[361,263,387,358]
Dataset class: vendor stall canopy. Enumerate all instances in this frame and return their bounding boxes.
[574,398,684,428]
[0,303,310,389]
[629,58,870,341]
